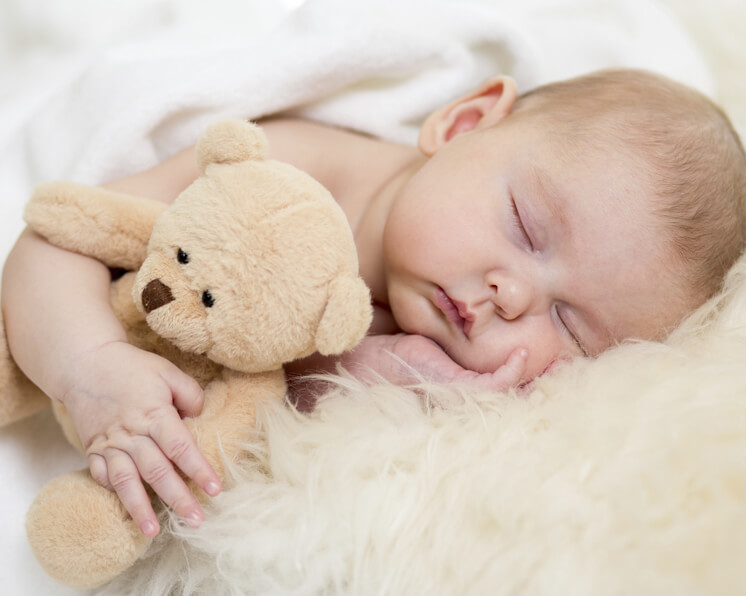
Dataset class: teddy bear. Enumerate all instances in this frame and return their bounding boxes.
[0,119,373,588]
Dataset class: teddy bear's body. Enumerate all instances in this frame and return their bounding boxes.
[0,120,372,588]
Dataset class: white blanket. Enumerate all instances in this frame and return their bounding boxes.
[0,0,714,593]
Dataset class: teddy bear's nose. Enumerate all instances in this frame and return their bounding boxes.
[141,279,174,313]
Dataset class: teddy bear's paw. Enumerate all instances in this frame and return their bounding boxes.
[26,469,151,589]
[25,181,166,271]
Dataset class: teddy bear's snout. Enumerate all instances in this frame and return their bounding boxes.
[141,278,174,313]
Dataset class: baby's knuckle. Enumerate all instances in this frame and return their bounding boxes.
[184,375,202,395]
[89,465,110,488]
[142,405,171,428]
[86,425,132,451]
[109,468,137,492]
[86,433,122,455]
[85,433,108,453]
[165,436,194,462]
[142,461,173,487]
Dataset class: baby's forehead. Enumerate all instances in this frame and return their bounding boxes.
[514,100,653,158]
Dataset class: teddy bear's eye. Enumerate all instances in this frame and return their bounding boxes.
[177,248,189,264]
[202,290,215,308]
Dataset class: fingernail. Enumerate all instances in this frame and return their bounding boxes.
[185,511,202,528]
[205,481,221,496]
[518,348,528,359]
[140,521,158,537]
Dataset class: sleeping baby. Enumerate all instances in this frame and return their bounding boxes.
[3,67,745,538]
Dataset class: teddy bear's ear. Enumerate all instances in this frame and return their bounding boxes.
[315,276,373,356]
[196,119,269,173]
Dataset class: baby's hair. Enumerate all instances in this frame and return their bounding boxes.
[515,68,746,313]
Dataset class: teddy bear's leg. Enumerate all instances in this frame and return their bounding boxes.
[0,313,49,426]
[25,469,151,589]
[184,370,286,496]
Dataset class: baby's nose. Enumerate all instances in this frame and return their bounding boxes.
[490,276,533,321]
[141,278,174,313]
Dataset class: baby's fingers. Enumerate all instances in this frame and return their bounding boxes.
[129,437,205,530]
[92,448,160,538]
[490,347,528,389]
[161,365,204,418]
[150,409,221,499]
[89,453,113,491]
[468,347,528,391]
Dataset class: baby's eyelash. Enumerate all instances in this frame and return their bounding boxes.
[510,195,533,250]
[554,305,588,356]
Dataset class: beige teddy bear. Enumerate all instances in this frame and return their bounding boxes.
[0,119,372,588]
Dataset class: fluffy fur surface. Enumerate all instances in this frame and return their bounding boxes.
[97,256,746,595]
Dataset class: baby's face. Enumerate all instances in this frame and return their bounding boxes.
[382,118,683,382]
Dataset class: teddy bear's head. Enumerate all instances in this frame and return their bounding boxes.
[132,120,372,373]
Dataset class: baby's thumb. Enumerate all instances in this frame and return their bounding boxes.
[163,366,204,418]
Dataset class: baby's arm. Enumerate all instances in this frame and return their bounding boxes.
[0,147,221,537]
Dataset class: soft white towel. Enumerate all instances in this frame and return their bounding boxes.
[3,0,712,183]
[0,1,712,593]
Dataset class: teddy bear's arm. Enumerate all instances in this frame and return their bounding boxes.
[24,181,167,271]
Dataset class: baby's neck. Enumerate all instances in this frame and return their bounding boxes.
[261,118,424,304]
[324,127,423,307]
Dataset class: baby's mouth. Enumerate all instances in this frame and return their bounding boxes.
[434,286,474,338]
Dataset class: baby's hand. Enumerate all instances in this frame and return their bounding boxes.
[344,334,528,391]
[59,341,222,538]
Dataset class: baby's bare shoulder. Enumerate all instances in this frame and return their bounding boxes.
[260,117,346,164]
[101,145,200,204]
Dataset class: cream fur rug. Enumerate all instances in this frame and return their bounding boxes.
[91,2,746,595]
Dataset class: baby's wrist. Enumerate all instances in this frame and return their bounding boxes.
[50,336,130,404]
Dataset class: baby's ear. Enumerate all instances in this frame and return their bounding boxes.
[418,76,517,156]
[196,119,268,173]
[315,277,373,356]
